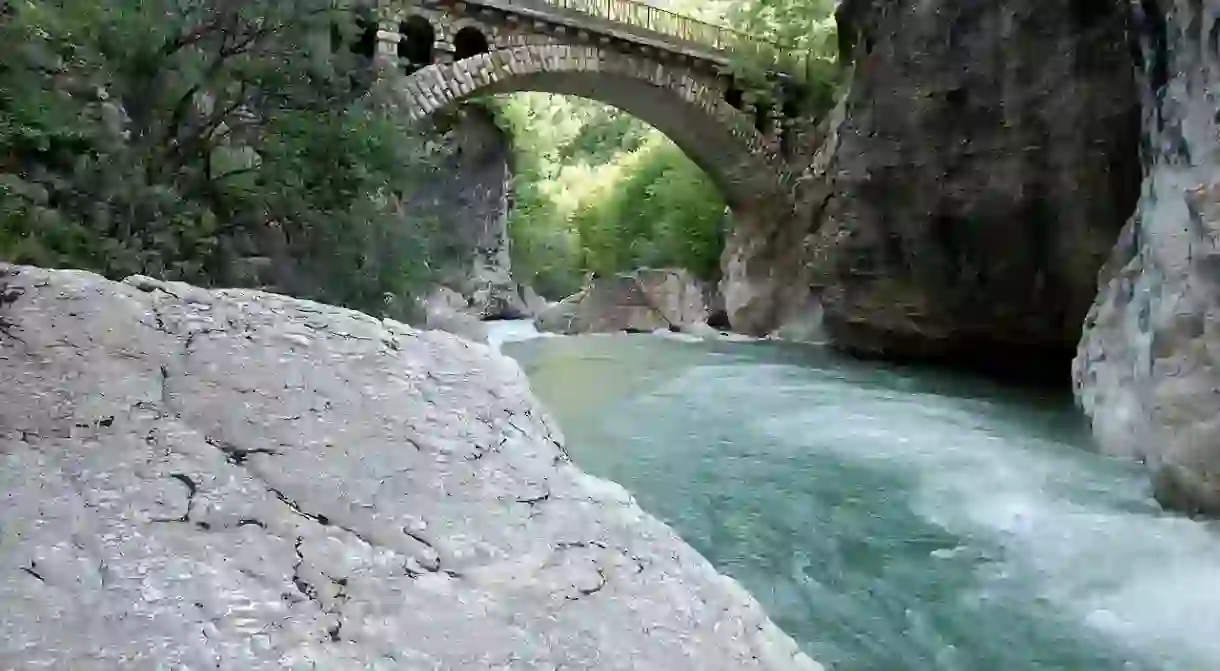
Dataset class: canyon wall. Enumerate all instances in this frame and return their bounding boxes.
[1074,0,1220,515]
[732,0,1142,379]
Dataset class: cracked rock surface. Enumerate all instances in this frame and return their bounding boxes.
[1073,0,1220,516]
[0,264,819,670]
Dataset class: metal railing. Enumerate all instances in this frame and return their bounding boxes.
[537,0,800,73]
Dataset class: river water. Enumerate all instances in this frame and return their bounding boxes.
[497,326,1220,671]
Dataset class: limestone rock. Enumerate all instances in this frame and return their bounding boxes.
[471,282,550,321]
[517,282,549,318]
[770,297,827,344]
[426,284,470,313]
[796,0,1141,375]
[534,290,586,334]
[1074,0,1220,516]
[634,268,710,327]
[720,94,846,338]
[468,275,529,321]
[408,103,521,319]
[535,269,711,335]
[0,264,819,670]
[423,282,548,339]
[421,285,489,343]
[424,304,490,344]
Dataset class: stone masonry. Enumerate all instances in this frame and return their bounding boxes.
[367,0,798,214]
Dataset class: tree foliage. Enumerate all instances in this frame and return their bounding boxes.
[2,0,843,312]
[725,0,838,57]
[496,0,840,299]
[494,94,727,299]
[0,0,441,320]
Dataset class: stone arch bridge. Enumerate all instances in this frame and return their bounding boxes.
[347,0,808,213]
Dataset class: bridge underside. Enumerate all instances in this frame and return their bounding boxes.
[483,73,778,209]
[386,45,794,215]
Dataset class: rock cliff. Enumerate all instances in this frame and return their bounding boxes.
[743,0,1142,376]
[0,264,818,670]
[410,103,528,320]
[1074,0,1220,516]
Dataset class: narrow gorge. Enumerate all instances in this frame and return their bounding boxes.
[7,0,1220,669]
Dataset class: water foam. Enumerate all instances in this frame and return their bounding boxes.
[485,319,560,352]
[756,370,1220,668]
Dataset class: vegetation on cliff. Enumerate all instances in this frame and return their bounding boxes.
[0,0,839,310]
[0,0,442,320]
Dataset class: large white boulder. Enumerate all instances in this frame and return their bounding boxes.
[0,264,819,670]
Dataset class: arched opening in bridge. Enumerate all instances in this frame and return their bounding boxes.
[754,100,773,135]
[393,41,792,306]
[483,92,739,302]
[347,9,378,61]
[399,15,436,73]
[780,93,801,156]
[453,27,491,60]
[724,85,744,110]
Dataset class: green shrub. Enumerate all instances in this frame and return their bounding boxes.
[0,0,443,319]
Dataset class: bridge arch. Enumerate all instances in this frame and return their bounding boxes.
[453,26,492,60]
[391,44,791,213]
[398,15,435,73]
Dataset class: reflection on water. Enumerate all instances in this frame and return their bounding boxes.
[504,333,1220,671]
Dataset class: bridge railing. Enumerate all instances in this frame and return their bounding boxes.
[540,0,803,75]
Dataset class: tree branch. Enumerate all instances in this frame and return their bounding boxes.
[161,4,342,151]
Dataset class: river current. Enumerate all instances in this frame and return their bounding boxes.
[494,324,1220,671]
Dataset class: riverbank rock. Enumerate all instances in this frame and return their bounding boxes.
[422,286,490,344]
[792,0,1141,376]
[0,264,818,670]
[1074,1,1220,517]
[475,281,550,321]
[719,96,845,339]
[535,268,712,335]
[518,281,550,317]
[423,282,548,340]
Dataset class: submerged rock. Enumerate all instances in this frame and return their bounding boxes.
[535,268,712,335]
[1074,0,1220,517]
[0,264,818,670]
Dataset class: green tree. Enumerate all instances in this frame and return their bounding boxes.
[0,0,443,320]
[488,0,841,300]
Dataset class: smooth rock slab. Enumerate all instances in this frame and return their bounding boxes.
[0,264,819,671]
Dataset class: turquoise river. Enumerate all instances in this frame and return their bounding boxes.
[497,327,1220,671]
